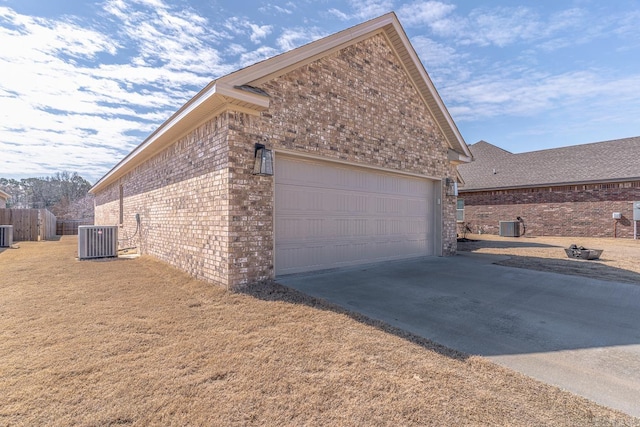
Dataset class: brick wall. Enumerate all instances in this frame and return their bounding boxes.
[442,181,458,255]
[95,115,233,286]
[226,33,458,274]
[460,181,640,238]
[95,33,459,287]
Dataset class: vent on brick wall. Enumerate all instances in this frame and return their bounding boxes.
[78,226,118,259]
[499,221,521,237]
[0,225,13,247]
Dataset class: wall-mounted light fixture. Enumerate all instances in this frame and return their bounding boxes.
[445,177,458,196]
[253,143,273,176]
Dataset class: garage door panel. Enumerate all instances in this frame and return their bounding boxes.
[277,216,428,242]
[278,237,428,271]
[275,156,435,275]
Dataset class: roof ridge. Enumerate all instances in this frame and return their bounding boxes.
[471,140,514,156]
[510,135,640,157]
[459,135,640,191]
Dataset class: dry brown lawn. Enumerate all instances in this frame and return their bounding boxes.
[457,234,640,285]
[1,236,639,426]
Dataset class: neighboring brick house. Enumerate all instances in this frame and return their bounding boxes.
[0,189,9,208]
[457,137,640,238]
[90,13,472,288]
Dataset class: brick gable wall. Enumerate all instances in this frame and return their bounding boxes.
[460,181,640,238]
[225,33,458,284]
[95,33,458,288]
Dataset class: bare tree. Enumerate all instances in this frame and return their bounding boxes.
[0,172,94,219]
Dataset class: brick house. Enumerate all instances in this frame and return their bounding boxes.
[0,189,9,208]
[90,13,472,288]
[457,137,640,238]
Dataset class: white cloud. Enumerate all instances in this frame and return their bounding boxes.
[0,7,119,59]
[414,5,594,49]
[411,35,460,68]
[427,4,640,129]
[423,6,544,48]
[613,9,640,39]
[248,23,273,43]
[238,45,280,67]
[1,1,639,181]
[445,69,640,123]
[329,0,393,21]
[466,7,541,47]
[259,3,295,15]
[328,8,350,21]
[0,1,234,182]
[277,27,327,51]
[224,17,274,44]
[103,0,227,75]
[226,43,247,56]
[397,1,456,27]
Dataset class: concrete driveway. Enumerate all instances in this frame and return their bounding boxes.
[277,252,640,417]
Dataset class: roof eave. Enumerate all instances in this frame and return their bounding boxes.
[221,12,471,159]
[222,14,400,87]
[90,12,471,194]
[90,83,269,194]
[386,18,471,159]
[448,148,472,165]
[458,177,640,193]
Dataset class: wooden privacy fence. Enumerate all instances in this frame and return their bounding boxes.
[56,219,93,235]
[0,208,57,241]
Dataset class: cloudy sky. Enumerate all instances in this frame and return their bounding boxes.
[1,0,639,183]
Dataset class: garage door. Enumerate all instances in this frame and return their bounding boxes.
[275,155,435,275]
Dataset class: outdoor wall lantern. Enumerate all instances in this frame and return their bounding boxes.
[445,177,458,196]
[253,143,274,176]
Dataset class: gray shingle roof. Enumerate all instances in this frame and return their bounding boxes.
[458,136,640,191]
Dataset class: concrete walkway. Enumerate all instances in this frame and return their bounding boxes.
[277,253,640,417]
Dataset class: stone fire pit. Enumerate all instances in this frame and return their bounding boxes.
[565,244,604,260]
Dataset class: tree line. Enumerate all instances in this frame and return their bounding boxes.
[0,172,94,220]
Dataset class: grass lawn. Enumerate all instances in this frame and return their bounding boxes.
[0,236,638,426]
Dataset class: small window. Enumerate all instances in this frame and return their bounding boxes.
[456,198,464,222]
[119,184,124,225]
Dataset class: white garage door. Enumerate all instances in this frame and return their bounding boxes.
[275,155,435,275]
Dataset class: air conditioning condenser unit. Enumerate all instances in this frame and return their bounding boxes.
[0,225,13,247]
[499,221,521,237]
[78,225,118,259]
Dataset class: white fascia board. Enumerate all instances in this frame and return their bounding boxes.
[221,11,471,160]
[91,81,272,194]
[458,177,640,193]
[215,83,270,110]
[389,21,472,159]
[222,13,397,87]
[90,82,221,193]
[448,148,473,165]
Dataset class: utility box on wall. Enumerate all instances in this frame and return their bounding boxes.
[634,201,640,221]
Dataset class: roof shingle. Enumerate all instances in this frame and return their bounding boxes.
[458,136,640,191]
